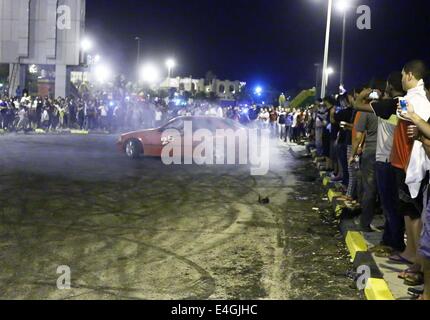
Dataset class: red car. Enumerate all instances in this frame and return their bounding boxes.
[117,116,246,159]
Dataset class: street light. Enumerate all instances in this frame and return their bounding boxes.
[166,59,176,77]
[326,67,334,88]
[94,64,112,84]
[166,59,176,88]
[81,38,93,52]
[140,64,160,84]
[336,0,351,13]
[80,38,93,66]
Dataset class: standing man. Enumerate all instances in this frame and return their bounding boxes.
[351,92,379,232]
[389,61,430,273]
[353,72,406,251]
[278,108,286,141]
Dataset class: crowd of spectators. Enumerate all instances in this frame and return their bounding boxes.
[0,91,173,133]
[303,60,430,300]
[0,88,315,138]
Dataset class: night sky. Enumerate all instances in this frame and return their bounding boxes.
[86,0,430,94]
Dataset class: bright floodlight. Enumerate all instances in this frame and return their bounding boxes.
[327,67,334,75]
[255,86,263,95]
[336,0,351,12]
[94,55,101,63]
[81,38,93,51]
[140,64,160,83]
[94,64,111,83]
[166,59,176,69]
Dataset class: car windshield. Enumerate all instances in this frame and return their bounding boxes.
[163,119,184,131]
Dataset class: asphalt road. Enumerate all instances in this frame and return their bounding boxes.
[0,133,360,300]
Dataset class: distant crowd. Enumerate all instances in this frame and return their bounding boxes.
[0,92,170,133]
[0,89,313,140]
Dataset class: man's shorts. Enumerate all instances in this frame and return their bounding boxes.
[394,167,423,220]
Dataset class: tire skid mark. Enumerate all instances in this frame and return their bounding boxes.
[0,219,216,299]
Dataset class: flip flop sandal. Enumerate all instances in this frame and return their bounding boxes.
[398,268,421,280]
[370,245,394,253]
[389,254,414,265]
[404,272,424,287]
[375,250,394,258]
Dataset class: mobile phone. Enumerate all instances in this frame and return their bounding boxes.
[399,98,408,115]
[369,91,379,100]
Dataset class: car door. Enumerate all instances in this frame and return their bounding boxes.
[156,118,186,157]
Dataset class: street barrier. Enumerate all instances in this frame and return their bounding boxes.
[313,151,396,301]
[365,278,395,300]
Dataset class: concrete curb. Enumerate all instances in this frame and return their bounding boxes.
[327,189,342,203]
[0,130,105,136]
[318,167,396,300]
[70,130,89,135]
[344,231,394,300]
[345,231,368,261]
[322,176,331,186]
[365,278,395,300]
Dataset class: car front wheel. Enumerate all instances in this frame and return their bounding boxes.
[125,140,142,159]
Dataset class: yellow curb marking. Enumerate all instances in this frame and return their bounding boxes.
[335,205,345,218]
[323,176,331,186]
[365,278,395,300]
[346,231,368,261]
[71,130,89,135]
[327,189,342,202]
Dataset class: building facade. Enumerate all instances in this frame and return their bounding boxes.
[0,0,86,97]
[159,77,246,101]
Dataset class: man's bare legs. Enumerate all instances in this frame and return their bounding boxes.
[401,216,418,263]
[423,258,430,300]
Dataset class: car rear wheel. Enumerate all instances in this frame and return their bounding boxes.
[125,140,142,159]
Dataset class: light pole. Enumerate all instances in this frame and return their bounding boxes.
[135,37,141,74]
[340,11,346,87]
[81,38,93,65]
[166,59,175,88]
[337,0,351,87]
[326,67,334,90]
[314,63,321,98]
[140,64,160,85]
[321,0,333,99]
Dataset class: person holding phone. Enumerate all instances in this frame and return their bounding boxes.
[357,61,430,287]
[398,100,430,300]
[352,72,407,253]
